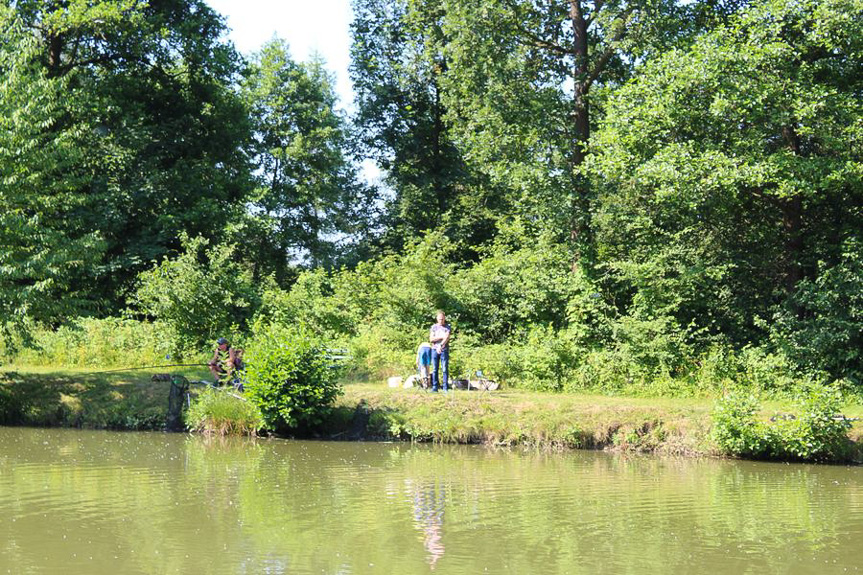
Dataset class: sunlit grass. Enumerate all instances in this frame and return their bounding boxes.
[334,381,863,455]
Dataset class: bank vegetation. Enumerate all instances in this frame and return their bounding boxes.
[1,0,862,463]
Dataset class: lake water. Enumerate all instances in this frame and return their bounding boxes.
[1,427,862,574]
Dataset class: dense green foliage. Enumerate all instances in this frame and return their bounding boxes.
[244,324,343,432]
[589,0,863,345]
[2,0,863,424]
[350,0,490,257]
[711,391,767,456]
[133,235,258,356]
[252,231,820,397]
[241,39,375,276]
[0,4,106,324]
[1,1,253,315]
[712,385,853,461]
[1,0,369,323]
[0,317,173,368]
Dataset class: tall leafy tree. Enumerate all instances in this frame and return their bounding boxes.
[0,6,105,325]
[242,38,372,279]
[3,0,253,316]
[350,0,502,258]
[437,0,707,262]
[588,0,863,345]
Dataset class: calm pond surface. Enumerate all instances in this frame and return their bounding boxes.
[1,427,862,574]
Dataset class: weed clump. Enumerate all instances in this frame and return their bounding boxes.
[711,384,852,462]
[185,388,263,436]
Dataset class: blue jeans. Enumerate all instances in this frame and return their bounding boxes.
[431,348,449,392]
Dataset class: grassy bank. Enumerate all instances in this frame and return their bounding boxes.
[0,366,210,430]
[323,385,716,454]
[3,367,863,461]
[329,386,863,461]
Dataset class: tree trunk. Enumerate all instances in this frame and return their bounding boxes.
[569,0,592,266]
[47,33,64,76]
[569,0,589,165]
[782,125,803,294]
[432,71,446,215]
[165,376,189,432]
[781,195,803,294]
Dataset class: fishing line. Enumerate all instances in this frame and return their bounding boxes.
[77,363,208,375]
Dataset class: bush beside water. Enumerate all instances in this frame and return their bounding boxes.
[244,325,343,433]
[712,385,853,462]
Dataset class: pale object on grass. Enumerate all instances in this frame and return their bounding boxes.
[387,376,403,388]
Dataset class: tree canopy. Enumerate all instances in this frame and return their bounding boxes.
[2,0,862,391]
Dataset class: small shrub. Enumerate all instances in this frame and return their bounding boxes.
[567,348,663,395]
[186,388,263,436]
[133,234,260,357]
[244,324,342,432]
[454,341,517,384]
[348,324,422,380]
[711,391,768,457]
[766,385,852,461]
[736,347,802,396]
[561,426,585,449]
[511,326,575,392]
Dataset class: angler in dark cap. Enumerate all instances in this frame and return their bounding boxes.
[208,337,244,386]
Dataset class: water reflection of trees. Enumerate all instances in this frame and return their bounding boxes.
[4,429,863,573]
[0,428,263,573]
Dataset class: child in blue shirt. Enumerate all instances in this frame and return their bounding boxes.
[416,342,433,389]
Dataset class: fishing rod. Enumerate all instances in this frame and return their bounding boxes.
[85,363,208,374]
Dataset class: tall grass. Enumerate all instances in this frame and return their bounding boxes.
[185,388,263,436]
[2,318,194,368]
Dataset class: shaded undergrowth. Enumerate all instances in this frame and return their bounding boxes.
[0,367,207,430]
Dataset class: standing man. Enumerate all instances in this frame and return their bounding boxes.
[429,310,451,393]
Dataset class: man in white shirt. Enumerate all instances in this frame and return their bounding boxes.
[429,311,451,392]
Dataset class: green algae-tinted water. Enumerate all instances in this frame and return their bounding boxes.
[1,427,862,574]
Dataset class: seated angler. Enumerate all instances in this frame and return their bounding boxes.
[208,337,244,386]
